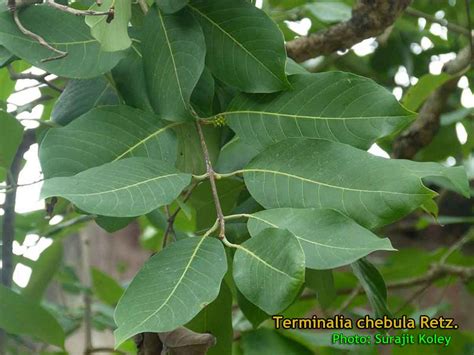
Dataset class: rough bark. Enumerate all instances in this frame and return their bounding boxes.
[393,45,472,159]
[286,0,411,62]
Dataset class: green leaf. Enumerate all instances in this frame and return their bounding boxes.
[40,105,178,178]
[306,2,351,23]
[191,67,215,117]
[215,137,259,174]
[175,123,221,174]
[157,0,190,13]
[247,208,395,269]
[0,285,65,347]
[0,5,124,78]
[0,68,13,103]
[0,45,14,67]
[143,6,205,121]
[189,179,244,230]
[187,282,233,355]
[114,236,227,346]
[91,267,124,306]
[0,110,23,177]
[86,0,132,52]
[241,328,312,355]
[305,269,336,309]
[402,73,452,111]
[285,58,307,75]
[225,73,415,150]
[233,228,305,314]
[95,216,134,233]
[236,289,270,328]
[113,68,151,109]
[188,0,289,93]
[51,77,120,126]
[268,0,306,9]
[22,241,63,302]
[243,138,469,229]
[40,157,191,217]
[112,41,154,112]
[351,259,390,318]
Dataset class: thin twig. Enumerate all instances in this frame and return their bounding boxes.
[80,228,93,352]
[44,215,95,238]
[195,121,225,239]
[13,11,67,62]
[7,65,63,92]
[440,229,474,264]
[8,95,52,116]
[162,183,198,247]
[465,0,473,59]
[1,130,35,287]
[0,130,36,353]
[336,263,474,296]
[0,178,44,192]
[137,0,148,14]
[394,282,432,315]
[162,206,174,248]
[85,347,125,354]
[334,285,361,315]
[404,7,471,37]
[45,0,112,17]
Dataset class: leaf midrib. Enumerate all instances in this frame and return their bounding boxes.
[243,168,429,196]
[60,173,181,197]
[113,122,180,161]
[158,10,188,108]
[225,111,411,121]
[131,237,207,332]
[248,215,391,252]
[188,4,283,85]
[236,243,299,281]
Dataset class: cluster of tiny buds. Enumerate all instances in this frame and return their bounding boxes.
[212,115,227,127]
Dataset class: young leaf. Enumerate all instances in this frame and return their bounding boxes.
[114,237,227,346]
[91,268,124,306]
[143,6,205,121]
[225,73,415,150]
[402,73,452,111]
[0,6,124,78]
[21,241,63,302]
[188,0,289,93]
[351,259,391,318]
[233,228,305,314]
[243,138,469,229]
[86,0,132,52]
[41,157,191,217]
[40,105,178,178]
[0,111,23,181]
[246,208,395,269]
[51,77,120,126]
[157,0,190,13]
[0,285,65,347]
